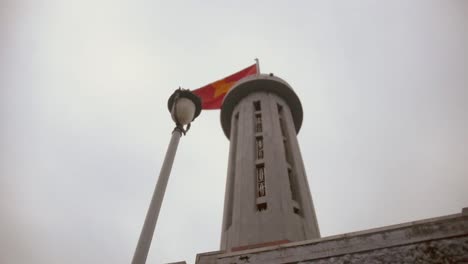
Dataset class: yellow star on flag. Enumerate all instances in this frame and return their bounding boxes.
[213,79,236,98]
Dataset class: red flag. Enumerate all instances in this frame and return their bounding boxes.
[192,64,257,109]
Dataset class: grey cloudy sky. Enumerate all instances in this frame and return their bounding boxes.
[1,0,467,263]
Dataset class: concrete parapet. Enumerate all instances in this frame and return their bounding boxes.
[196,211,468,263]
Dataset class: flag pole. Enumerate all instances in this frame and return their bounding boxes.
[255,58,260,75]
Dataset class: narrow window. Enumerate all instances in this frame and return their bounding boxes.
[278,104,303,216]
[257,203,267,211]
[293,207,301,214]
[256,137,264,160]
[255,114,262,133]
[254,101,266,212]
[254,100,261,111]
[256,165,267,211]
[256,166,266,197]
[278,104,291,164]
[278,104,286,136]
[277,104,282,112]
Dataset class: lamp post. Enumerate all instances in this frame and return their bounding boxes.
[131,88,201,264]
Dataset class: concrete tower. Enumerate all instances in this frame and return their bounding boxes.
[219,74,320,251]
[191,73,467,264]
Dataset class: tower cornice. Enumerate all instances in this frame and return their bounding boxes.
[220,74,303,139]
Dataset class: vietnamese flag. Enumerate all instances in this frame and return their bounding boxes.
[192,64,258,109]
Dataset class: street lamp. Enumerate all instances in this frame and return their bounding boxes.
[131,88,202,264]
[168,88,202,134]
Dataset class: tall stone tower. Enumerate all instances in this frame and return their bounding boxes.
[219,74,320,251]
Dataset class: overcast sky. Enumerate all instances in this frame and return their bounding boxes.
[1,1,467,263]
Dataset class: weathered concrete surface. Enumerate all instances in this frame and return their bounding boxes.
[195,212,468,264]
[308,238,468,264]
[195,250,223,264]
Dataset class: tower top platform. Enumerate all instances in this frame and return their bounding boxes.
[220,74,303,139]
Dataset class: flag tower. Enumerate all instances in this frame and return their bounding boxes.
[189,63,468,264]
[218,73,321,251]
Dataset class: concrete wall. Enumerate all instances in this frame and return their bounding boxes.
[196,211,468,264]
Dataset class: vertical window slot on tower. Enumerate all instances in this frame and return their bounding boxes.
[278,104,286,137]
[254,101,266,211]
[254,100,261,111]
[256,137,264,160]
[257,202,267,211]
[256,164,267,211]
[278,104,302,215]
[256,165,266,197]
[255,114,262,133]
[293,207,301,215]
[278,104,290,163]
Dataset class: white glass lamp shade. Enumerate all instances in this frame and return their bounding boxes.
[171,97,196,125]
